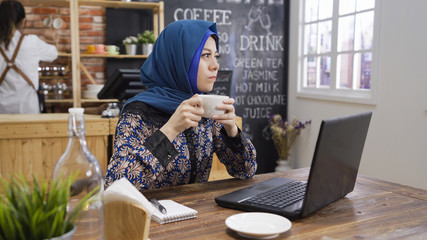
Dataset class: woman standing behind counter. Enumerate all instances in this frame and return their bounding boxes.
[105,20,257,191]
[0,0,58,113]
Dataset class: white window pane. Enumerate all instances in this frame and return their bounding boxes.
[353,53,361,89]
[305,23,318,54]
[305,0,319,22]
[337,15,354,52]
[339,0,355,15]
[354,11,374,50]
[337,53,354,89]
[356,0,375,11]
[318,20,332,53]
[355,52,372,89]
[304,56,317,88]
[318,0,333,20]
[320,56,331,87]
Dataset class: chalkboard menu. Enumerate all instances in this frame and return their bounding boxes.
[165,0,289,173]
[210,70,232,96]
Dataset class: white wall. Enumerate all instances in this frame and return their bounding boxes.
[288,0,427,190]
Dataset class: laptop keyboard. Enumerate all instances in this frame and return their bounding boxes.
[242,181,307,209]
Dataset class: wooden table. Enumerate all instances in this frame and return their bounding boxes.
[142,168,427,239]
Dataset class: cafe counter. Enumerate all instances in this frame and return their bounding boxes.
[0,114,236,183]
[0,114,113,183]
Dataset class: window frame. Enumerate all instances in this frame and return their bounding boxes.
[296,0,382,105]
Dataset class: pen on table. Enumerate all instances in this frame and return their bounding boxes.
[151,198,167,214]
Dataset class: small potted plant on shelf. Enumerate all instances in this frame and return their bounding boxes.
[0,174,96,240]
[122,35,138,55]
[138,30,156,56]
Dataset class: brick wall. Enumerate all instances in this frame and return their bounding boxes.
[24,6,107,86]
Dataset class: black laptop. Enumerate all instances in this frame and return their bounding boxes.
[215,112,372,220]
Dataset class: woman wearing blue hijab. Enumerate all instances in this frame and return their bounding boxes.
[105,20,257,191]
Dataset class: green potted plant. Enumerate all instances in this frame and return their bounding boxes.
[0,174,96,240]
[138,30,156,55]
[122,35,138,55]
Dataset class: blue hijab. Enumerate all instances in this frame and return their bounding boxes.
[124,20,218,114]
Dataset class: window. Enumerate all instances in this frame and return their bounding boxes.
[298,0,380,104]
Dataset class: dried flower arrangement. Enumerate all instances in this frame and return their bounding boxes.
[268,114,311,161]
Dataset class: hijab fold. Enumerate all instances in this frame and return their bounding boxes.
[124,20,218,114]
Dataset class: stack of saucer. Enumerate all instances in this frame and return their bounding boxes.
[82,84,104,99]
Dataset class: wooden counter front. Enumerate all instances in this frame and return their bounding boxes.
[0,114,110,182]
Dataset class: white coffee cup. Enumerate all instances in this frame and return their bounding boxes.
[199,95,229,118]
[86,84,104,92]
[53,17,65,29]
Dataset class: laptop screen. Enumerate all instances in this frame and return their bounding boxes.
[301,112,372,217]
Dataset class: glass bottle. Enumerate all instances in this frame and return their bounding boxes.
[53,108,104,239]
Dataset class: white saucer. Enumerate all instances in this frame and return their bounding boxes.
[225,212,291,239]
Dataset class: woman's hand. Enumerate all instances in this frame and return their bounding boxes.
[213,97,238,137]
[160,95,204,142]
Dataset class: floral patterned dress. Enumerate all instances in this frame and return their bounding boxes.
[105,102,257,191]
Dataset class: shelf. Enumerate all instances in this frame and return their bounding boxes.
[59,52,148,59]
[45,99,73,103]
[81,53,149,59]
[59,52,150,61]
[25,0,164,108]
[21,0,69,7]
[40,76,69,80]
[46,99,118,103]
[82,98,118,103]
[59,52,72,57]
[23,0,162,11]
[78,0,162,11]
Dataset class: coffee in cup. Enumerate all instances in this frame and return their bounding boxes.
[198,94,229,118]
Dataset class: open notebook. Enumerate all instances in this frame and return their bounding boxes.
[104,178,155,214]
[151,200,198,224]
[104,178,197,224]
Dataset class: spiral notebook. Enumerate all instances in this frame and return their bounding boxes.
[151,200,198,224]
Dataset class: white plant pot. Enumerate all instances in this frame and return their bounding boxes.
[125,44,137,55]
[142,43,154,56]
[275,159,293,172]
[45,226,76,240]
